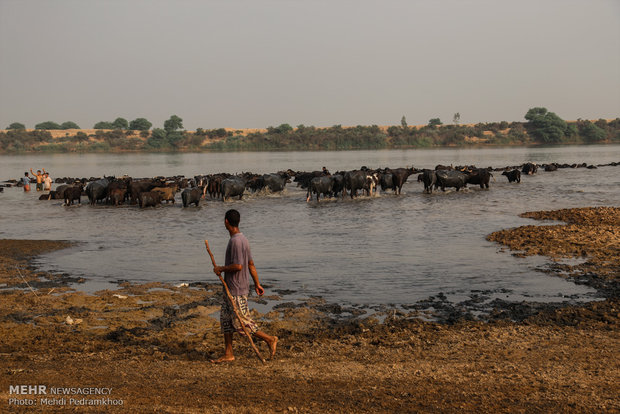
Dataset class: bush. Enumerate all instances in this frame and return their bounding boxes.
[6,122,26,130]
[428,118,442,128]
[60,121,80,129]
[112,117,129,129]
[129,118,152,131]
[94,121,113,129]
[524,107,571,143]
[578,121,607,143]
[35,121,61,130]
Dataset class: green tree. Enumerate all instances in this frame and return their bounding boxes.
[75,131,89,141]
[146,128,167,148]
[163,115,183,133]
[428,118,442,128]
[112,117,129,129]
[524,107,571,143]
[35,121,61,130]
[6,122,26,130]
[578,121,607,143]
[401,116,408,128]
[94,121,113,129]
[129,118,152,131]
[60,121,80,129]
[453,113,460,125]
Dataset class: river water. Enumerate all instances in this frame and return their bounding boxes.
[1,145,619,311]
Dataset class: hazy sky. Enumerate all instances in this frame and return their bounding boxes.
[1,0,619,130]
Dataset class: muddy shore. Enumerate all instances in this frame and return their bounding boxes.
[1,207,618,412]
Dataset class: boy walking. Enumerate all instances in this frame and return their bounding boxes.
[211,209,278,363]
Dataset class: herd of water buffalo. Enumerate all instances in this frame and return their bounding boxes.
[3,160,618,207]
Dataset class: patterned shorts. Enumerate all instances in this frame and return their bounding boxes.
[220,292,259,335]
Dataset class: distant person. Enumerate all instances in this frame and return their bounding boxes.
[30,168,46,191]
[211,209,278,363]
[21,172,31,191]
[43,172,53,191]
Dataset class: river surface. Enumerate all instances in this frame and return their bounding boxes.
[1,145,619,311]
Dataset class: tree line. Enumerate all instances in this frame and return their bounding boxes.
[1,109,618,153]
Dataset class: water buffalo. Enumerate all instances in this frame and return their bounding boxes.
[390,167,416,194]
[207,173,230,198]
[152,185,178,203]
[522,162,538,175]
[262,173,289,192]
[463,168,492,189]
[435,170,467,191]
[306,176,334,202]
[245,175,264,193]
[544,163,558,172]
[221,177,246,201]
[138,191,162,208]
[294,171,327,189]
[420,169,437,193]
[502,169,521,183]
[379,172,396,192]
[108,188,127,206]
[64,185,83,206]
[85,178,110,205]
[344,170,374,199]
[182,187,204,207]
[54,184,71,200]
[128,179,163,204]
[330,174,345,198]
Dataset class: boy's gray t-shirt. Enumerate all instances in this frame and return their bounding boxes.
[224,233,253,296]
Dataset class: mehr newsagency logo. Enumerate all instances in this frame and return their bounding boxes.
[8,385,123,407]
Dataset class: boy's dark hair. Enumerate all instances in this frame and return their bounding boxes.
[225,209,241,227]
[24,172,28,176]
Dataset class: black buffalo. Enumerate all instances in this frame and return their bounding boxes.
[344,170,374,199]
[138,191,162,208]
[435,170,467,191]
[85,178,110,205]
[64,185,83,206]
[262,173,289,192]
[522,162,538,175]
[306,176,334,202]
[182,187,204,207]
[390,167,416,194]
[379,172,396,192]
[502,169,521,183]
[420,169,437,193]
[221,178,246,201]
[463,168,492,189]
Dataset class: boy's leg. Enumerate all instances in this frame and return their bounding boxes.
[211,332,235,363]
[254,331,278,359]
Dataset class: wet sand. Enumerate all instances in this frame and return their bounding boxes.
[1,207,618,412]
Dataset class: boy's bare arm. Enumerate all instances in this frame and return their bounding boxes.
[248,260,264,296]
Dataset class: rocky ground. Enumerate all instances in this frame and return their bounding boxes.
[0,207,618,413]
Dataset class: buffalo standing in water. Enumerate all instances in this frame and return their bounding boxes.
[85,178,110,205]
[419,169,437,193]
[306,176,334,202]
[463,168,492,189]
[221,177,246,201]
[435,170,467,191]
[138,191,162,208]
[182,187,204,207]
[502,169,521,183]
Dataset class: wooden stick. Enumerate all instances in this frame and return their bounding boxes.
[15,266,39,298]
[204,240,265,364]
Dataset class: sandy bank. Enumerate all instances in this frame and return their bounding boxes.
[0,207,618,412]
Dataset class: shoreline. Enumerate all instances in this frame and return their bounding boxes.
[0,206,618,412]
[2,140,620,156]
